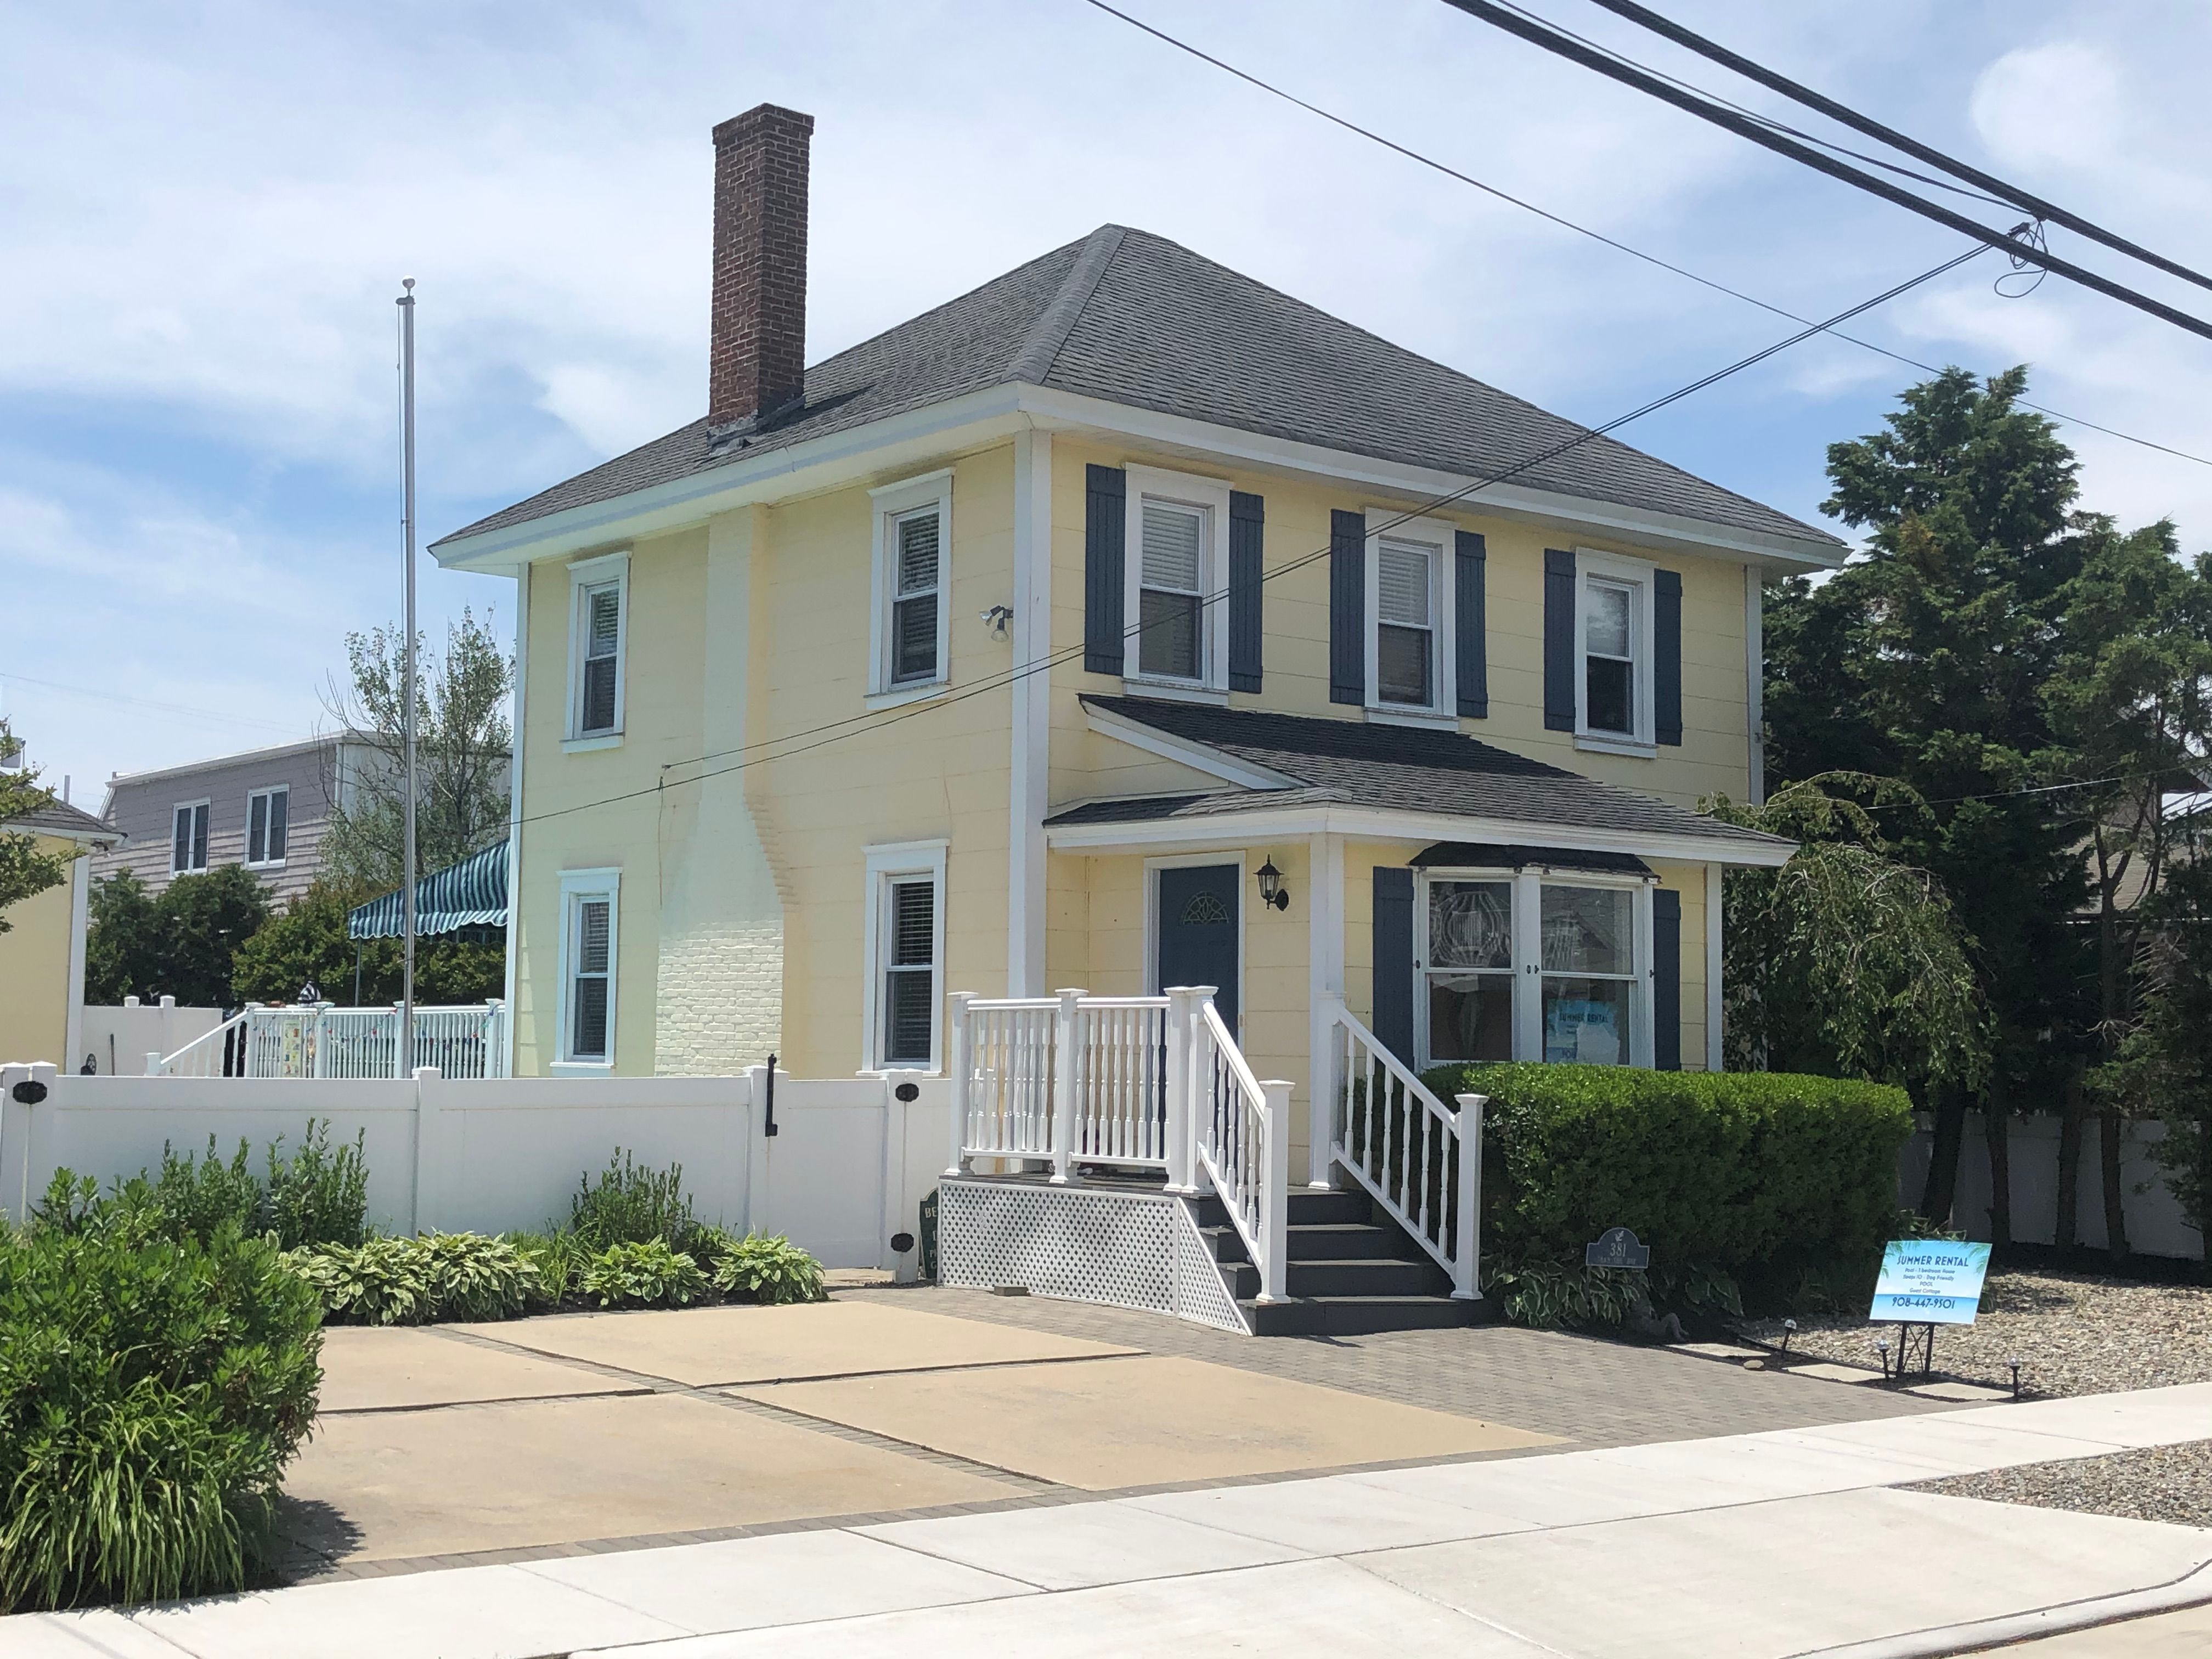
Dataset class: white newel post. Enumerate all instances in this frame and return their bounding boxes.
[1258,1078,1293,1302]
[1049,988,1084,1185]
[945,993,974,1177]
[1163,986,1201,1194]
[1454,1092,1486,1302]
[145,1051,163,1076]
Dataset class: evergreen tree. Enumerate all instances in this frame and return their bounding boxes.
[0,719,70,933]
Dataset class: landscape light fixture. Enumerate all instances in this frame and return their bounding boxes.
[1780,1318,1797,1355]
[1255,858,1291,912]
[2008,1357,2025,1401]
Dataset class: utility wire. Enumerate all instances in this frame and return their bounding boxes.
[1076,0,2209,470]
[1441,0,2212,345]
[507,244,1987,836]
[1581,0,2212,298]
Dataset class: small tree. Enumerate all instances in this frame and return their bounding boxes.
[1707,775,1988,1099]
[232,877,503,1007]
[83,866,271,1008]
[320,610,512,890]
[83,870,160,1002]
[0,719,69,934]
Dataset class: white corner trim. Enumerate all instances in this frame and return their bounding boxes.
[1081,701,1298,791]
[1746,571,1766,805]
[1705,861,1725,1073]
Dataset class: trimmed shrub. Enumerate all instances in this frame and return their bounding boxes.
[0,1217,323,1611]
[710,1233,827,1306]
[1423,1063,1913,1317]
[571,1150,699,1253]
[579,1240,707,1310]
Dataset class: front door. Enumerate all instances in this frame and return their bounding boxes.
[1155,863,1240,1033]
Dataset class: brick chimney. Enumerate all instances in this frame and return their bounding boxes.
[709,104,814,432]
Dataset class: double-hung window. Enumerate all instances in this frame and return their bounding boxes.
[863,840,947,1071]
[1364,512,1455,718]
[171,801,210,874]
[868,470,952,701]
[567,552,629,744]
[246,786,289,866]
[1415,867,1652,1069]
[1576,551,1654,746]
[1122,466,1231,693]
[557,870,620,1068]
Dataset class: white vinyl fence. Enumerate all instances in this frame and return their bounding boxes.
[1903,1113,2200,1261]
[0,1062,946,1272]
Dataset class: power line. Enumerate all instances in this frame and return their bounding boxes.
[1441,0,2212,345]
[1580,0,2212,298]
[1075,0,2209,470]
[506,244,1987,836]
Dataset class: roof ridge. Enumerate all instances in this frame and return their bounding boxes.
[1008,224,1128,387]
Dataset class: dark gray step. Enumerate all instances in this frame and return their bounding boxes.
[1241,1295,1491,1337]
[1190,1187,1374,1232]
[1221,1256,1451,1300]
[1285,1223,1421,1262]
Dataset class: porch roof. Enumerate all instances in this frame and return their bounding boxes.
[1052,696,1794,865]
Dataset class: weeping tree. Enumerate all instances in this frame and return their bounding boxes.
[1707,775,1988,1104]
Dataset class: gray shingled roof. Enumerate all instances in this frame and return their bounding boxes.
[4,796,119,843]
[438,226,1841,552]
[1053,696,1791,857]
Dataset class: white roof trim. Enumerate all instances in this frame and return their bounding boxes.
[1081,701,1299,791]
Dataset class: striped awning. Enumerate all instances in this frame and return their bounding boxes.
[348,838,509,940]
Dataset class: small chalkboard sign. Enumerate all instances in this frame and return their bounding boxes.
[1585,1226,1651,1271]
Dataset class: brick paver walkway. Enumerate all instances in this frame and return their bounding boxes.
[840,1284,1948,1448]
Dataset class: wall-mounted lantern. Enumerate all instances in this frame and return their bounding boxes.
[1255,857,1291,912]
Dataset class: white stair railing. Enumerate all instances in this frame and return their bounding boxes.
[151,1001,510,1080]
[1191,995,1291,1304]
[1323,999,1482,1301]
[146,1008,250,1076]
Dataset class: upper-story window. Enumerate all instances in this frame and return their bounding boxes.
[1577,551,1654,746]
[1364,512,1457,720]
[1124,466,1231,695]
[868,470,953,703]
[566,551,629,746]
[171,800,210,874]
[246,787,289,866]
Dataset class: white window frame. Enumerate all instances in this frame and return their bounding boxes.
[565,550,630,750]
[866,469,955,708]
[1415,866,1653,1069]
[861,839,949,1074]
[1364,511,1458,725]
[1123,464,1233,698]
[1576,548,1657,754]
[554,867,621,1072]
[244,786,289,868]
[170,799,211,874]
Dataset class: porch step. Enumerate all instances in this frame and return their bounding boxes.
[1193,1186,1492,1337]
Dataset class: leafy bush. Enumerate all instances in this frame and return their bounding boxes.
[263,1122,369,1250]
[416,1233,541,1322]
[1425,1062,1913,1319]
[579,1239,707,1310]
[571,1149,698,1252]
[505,1231,585,1311]
[0,1218,323,1611]
[710,1233,827,1305]
[286,1237,434,1327]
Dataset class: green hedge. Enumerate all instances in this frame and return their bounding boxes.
[1421,1063,1912,1308]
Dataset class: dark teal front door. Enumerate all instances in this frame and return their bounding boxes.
[1155,864,1240,1032]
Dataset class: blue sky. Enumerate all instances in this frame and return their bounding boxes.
[7,1,2210,800]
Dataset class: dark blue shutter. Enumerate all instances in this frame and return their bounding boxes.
[1084,465,1126,675]
[1372,866,1415,1061]
[1543,548,1577,731]
[1330,510,1365,706]
[1455,531,1487,719]
[1652,887,1682,1070]
[1228,491,1264,693]
[1655,568,1683,746]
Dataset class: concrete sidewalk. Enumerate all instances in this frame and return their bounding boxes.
[13,1385,2209,1659]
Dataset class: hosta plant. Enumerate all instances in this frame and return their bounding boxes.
[286,1237,434,1327]
[579,1239,707,1310]
[710,1233,827,1306]
[417,1233,543,1322]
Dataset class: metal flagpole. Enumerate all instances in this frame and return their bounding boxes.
[398,278,418,1076]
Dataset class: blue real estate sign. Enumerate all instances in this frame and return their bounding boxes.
[1869,1240,1992,1325]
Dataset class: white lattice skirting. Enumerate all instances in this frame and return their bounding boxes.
[936,1178,1248,1334]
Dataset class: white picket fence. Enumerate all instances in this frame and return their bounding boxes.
[947,985,1295,1302]
[153,1002,510,1080]
[0,1061,944,1271]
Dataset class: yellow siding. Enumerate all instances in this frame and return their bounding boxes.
[0,834,83,1066]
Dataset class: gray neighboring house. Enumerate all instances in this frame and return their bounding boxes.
[93,733,385,905]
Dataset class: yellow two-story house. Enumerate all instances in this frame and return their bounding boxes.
[432,105,1828,1211]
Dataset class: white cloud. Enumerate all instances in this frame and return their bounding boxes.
[1970,41,2125,172]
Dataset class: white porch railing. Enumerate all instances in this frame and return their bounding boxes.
[151,1002,510,1080]
[1322,1000,1482,1301]
[947,985,1291,1301]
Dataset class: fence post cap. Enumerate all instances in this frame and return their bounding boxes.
[413,1066,442,1080]
[1454,1092,1489,1109]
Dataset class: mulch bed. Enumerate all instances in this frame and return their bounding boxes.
[1913,1440,2212,1531]
[1738,1269,2212,1399]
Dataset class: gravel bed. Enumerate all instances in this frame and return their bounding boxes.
[1913,1440,2212,1530]
[1737,1269,2212,1398]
